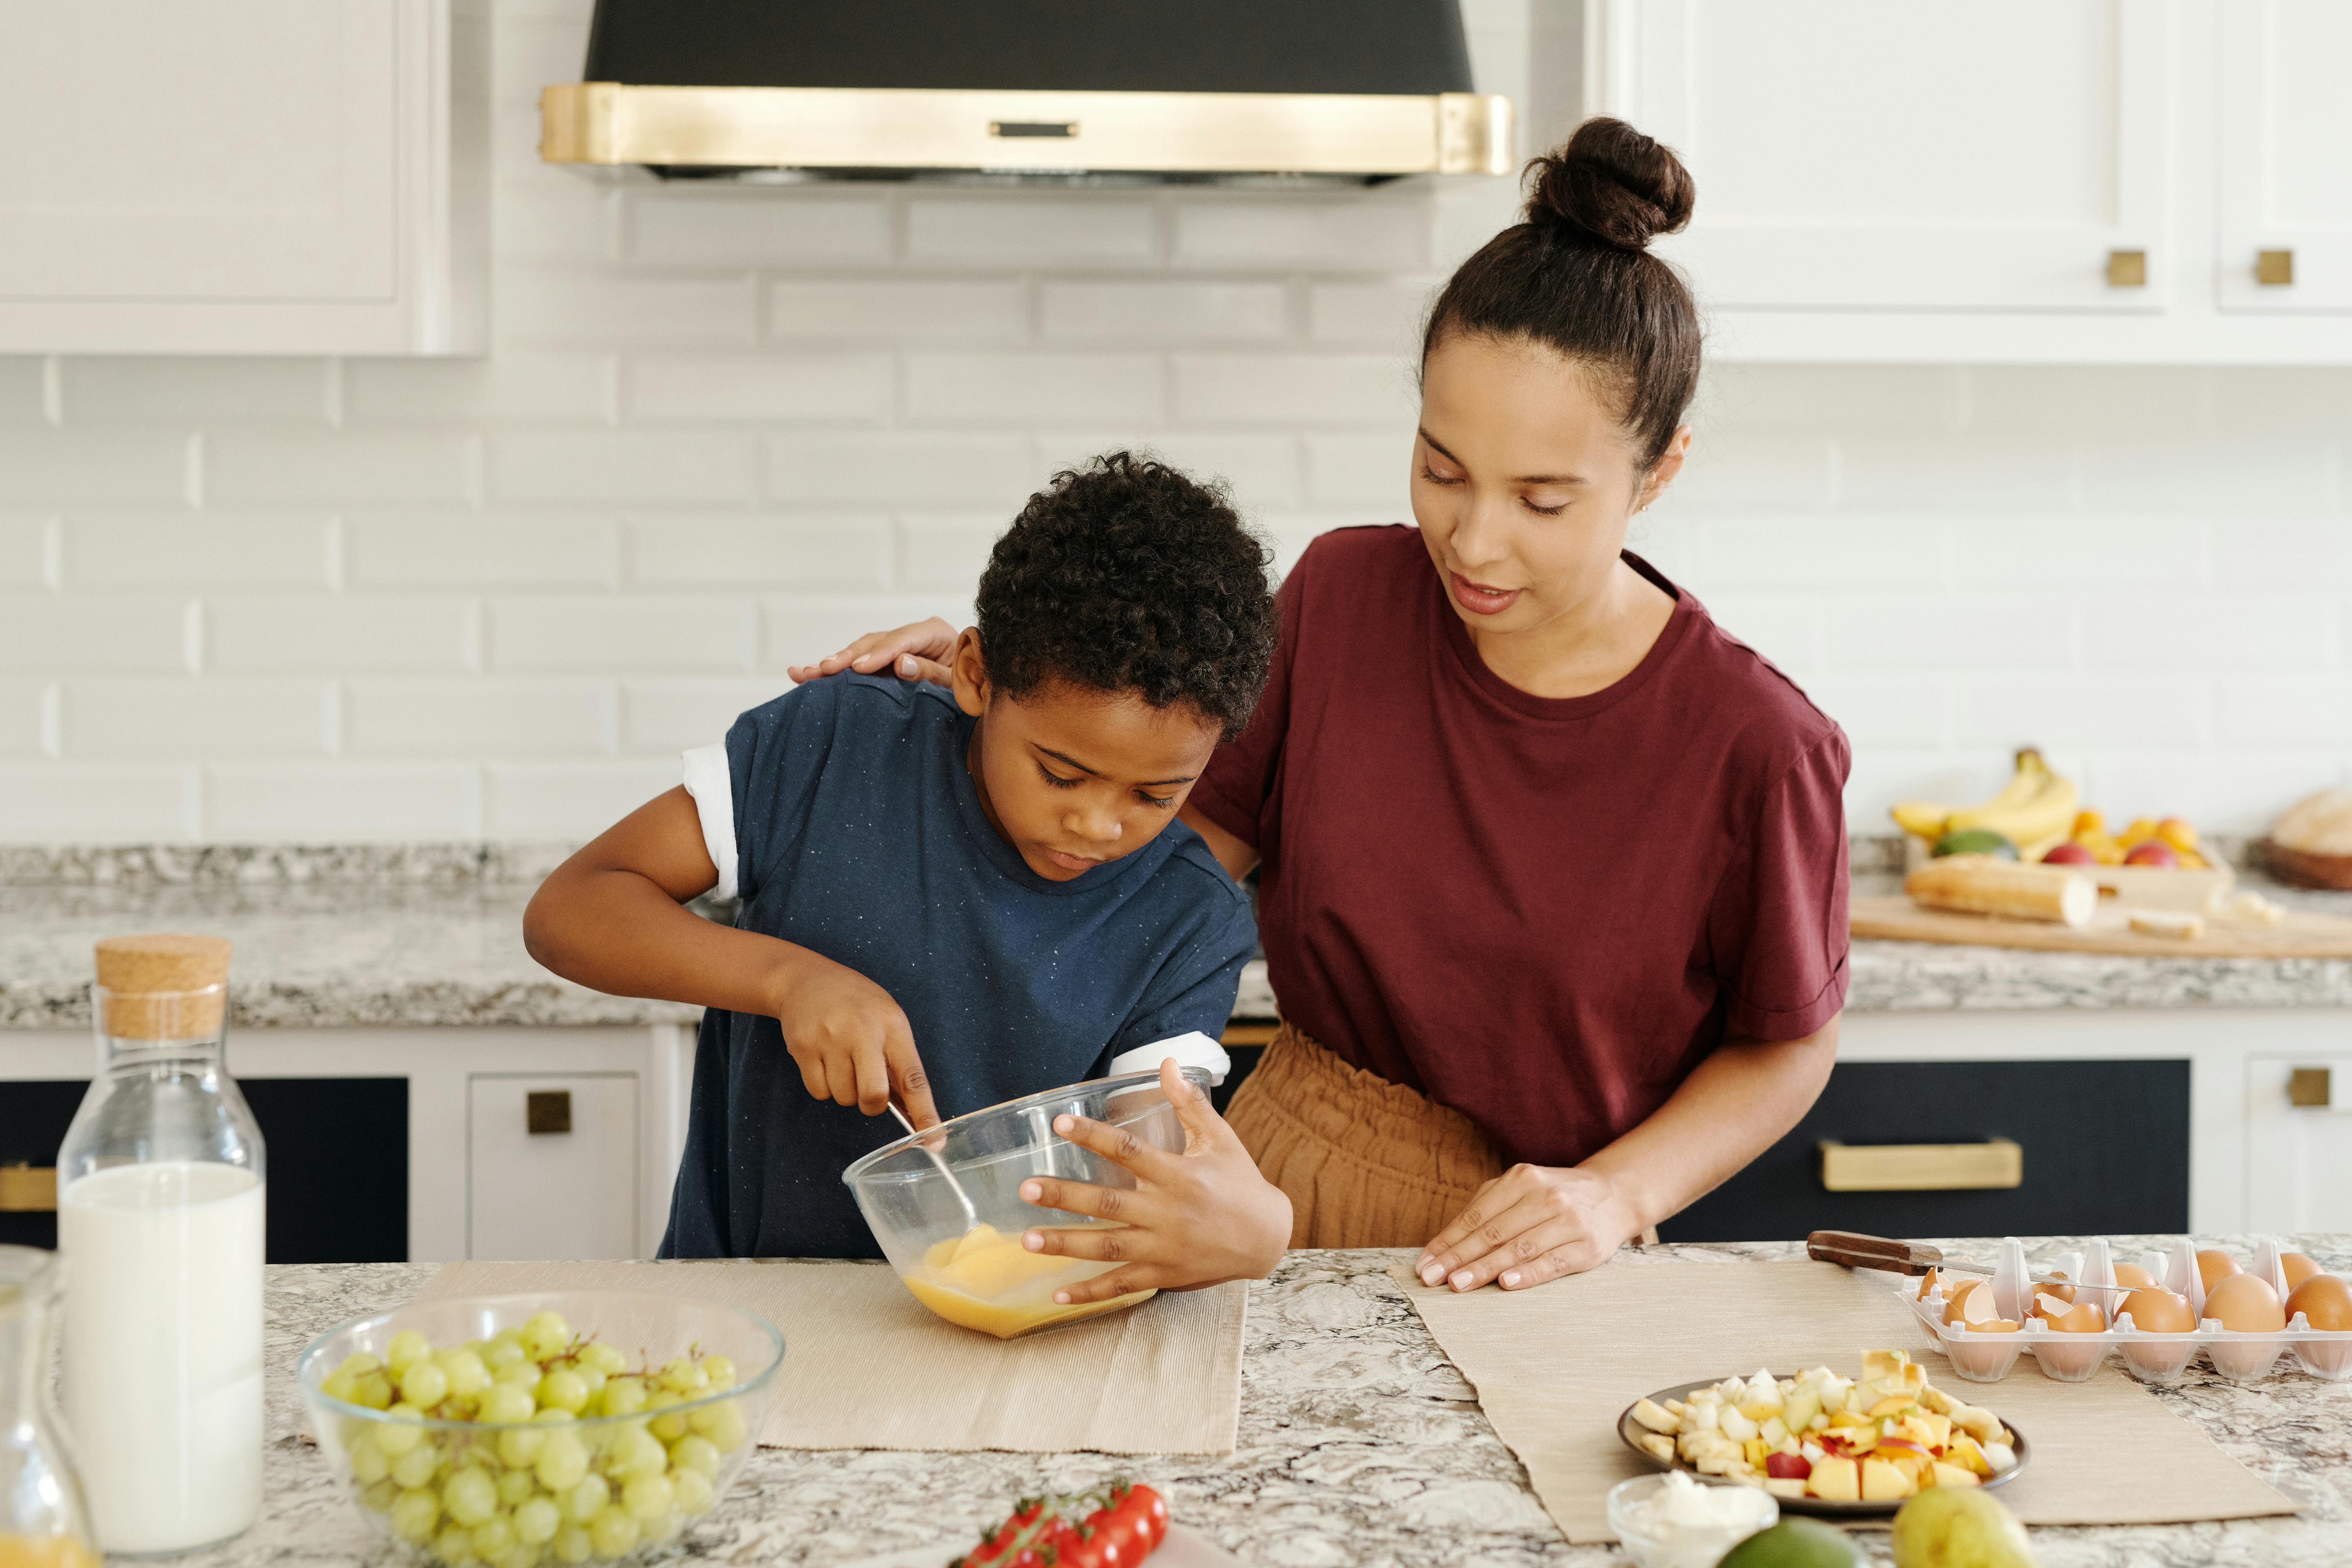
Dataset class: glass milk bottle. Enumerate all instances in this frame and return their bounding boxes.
[1,1247,99,1568]
[56,934,265,1555]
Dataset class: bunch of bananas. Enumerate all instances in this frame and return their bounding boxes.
[1891,748,2080,861]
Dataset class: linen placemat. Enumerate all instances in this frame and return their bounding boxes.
[1390,1258,2295,1542]
[414,1260,1246,1455]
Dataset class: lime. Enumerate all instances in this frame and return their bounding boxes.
[1932,829,2018,860]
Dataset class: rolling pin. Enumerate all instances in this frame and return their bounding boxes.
[1904,855,2096,927]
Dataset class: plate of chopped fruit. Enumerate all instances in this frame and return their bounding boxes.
[1615,1350,2029,1517]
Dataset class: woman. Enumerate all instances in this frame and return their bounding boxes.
[789,119,1847,1292]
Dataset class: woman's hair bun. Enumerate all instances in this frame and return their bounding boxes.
[1524,117,1695,251]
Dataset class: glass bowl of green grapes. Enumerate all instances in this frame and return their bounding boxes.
[297,1292,784,1567]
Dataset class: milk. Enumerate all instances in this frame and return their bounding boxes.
[60,1161,265,1555]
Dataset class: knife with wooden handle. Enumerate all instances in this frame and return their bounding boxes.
[1805,1230,2127,1293]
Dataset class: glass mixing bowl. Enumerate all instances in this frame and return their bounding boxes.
[296,1290,782,1567]
[843,1067,1211,1338]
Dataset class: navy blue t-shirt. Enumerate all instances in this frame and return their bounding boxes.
[659,673,1257,1259]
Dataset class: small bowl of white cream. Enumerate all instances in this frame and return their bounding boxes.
[1606,1471,1778,1568]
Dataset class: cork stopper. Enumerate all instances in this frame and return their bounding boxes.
[94,933,231,1041]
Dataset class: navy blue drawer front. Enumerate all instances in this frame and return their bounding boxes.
[0,1076,409,1263]
[1657,1059,2190,1245]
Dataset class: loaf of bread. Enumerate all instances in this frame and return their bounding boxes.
[2272,789,2352,855]
[1905,854,2098,927]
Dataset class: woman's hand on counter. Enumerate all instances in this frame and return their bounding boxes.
[786,617,959,687]
[1414,1163,1643,1292]
[1014,1060,1292,1301]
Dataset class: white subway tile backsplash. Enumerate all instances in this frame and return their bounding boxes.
[1782,673,1948,749]
[2215,675,2352,747]
[205,433,478,506]
[622,679,789,753]
[2080,436,2340,514]
[345,679,617,757]
[61,678,328,758]
[626,514,892,590]
[0,765,193,842]
[1965,367,2214,441]
[906,352,1163,425]
[896,514,1005,595]
[1699,593,1824,670]
[1174,199,1432,271]
[1173,354,1414,426]
[1306,282,1434,348]
[209,596,477,673]
[205,763,482,841]
[1657,434,1835,512]
[59,358,332,423]
[1699,365,1968,437]
[759,597,976,670]
[1822,593,2080,671]
[2212,519,2352,590]
[628,191,892,267]
[1029,433,1303,509]
[907,198,1158,266]
[0,432,190,503]
[0,679,47,757]
[768,280,1028,343]
[345,352,617,424]
[484,761,680,839]
[1955,675,2210,750]
[488,597,756,672]
[1948,519,2209,590]
[1838,437,2078,512]
[626,352,894,424]
[344,514,621,589]
[1702,516,1942,590]
[492,183,618,265]
[764,432,1033,506]
[64,515,333,590]
[2073,749,2342,833]
[491,17,588,107]
[496,271,759,348]
[0,596,189,674]
[2210,368,2352,435]
[1303,433,1408,508]
[1041,283,1289,343]
[2084,592,2337,671]
[491,431,757,504]
[0,514,54,588]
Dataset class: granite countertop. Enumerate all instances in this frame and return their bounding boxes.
[213,1237,2349,1568]
[3,846,2349,1031]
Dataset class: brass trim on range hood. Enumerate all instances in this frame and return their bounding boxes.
[540,83,1515,178]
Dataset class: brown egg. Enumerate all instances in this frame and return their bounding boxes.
[2285,1273,2352,1332]
[2203,1272,2286,1333]
[2046,1298,2107,1333]
[2197,1249,2243,1291]
[2037,1270,2078,1306]
[2281,1252,2326,1292]
[2112,1262,2158,1291]
[2119,1287,2196,1334]
[1917,1267,1941,1302]
[1943,1279,1983,1325]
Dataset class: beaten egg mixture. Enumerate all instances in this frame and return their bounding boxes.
[902,1223,1154,1338]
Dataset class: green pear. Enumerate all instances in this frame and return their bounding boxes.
[1891,1487,2036,1568]
[1718,1518,1863,1568]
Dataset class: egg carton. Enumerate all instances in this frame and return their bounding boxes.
[1904,1236,2352,1386]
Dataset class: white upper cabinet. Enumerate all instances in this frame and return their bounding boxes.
[0,0,484,355]
[1590,0,2352,362]
[2217,0,2352,314]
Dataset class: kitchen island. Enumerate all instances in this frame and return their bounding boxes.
[226,1239,2347,1568]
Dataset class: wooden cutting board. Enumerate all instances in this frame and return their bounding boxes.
[1852,894,2352,957]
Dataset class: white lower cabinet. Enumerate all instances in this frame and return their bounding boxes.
[467,1073,641,1263]
[2244,1054,2352,1232]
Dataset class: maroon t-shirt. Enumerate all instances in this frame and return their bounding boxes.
[1191,525,1850,1170]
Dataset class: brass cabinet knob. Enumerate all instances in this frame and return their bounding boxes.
[526,1089,573,1134]
[2106,249,2147,287]
[2257,249,2295,286]
[0,1163,58,1212]
[2288,1066,2332,1107]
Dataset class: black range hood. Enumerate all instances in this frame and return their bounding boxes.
[541,0,1514,184]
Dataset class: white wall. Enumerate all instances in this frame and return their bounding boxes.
[0,0,2344,845]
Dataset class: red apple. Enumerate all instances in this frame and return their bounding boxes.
[1765,1452,1813,1480]
[2124,840,2180,867]
[2041,842,2096,865]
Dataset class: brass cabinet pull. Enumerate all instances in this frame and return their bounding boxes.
[2257,249,2295,286]
[1819,1139,2022,1192]
[525,1090,573,1135]
[0,1164,58,1212]
[2106,249,2147,287]
[2288,1067,2332,1108]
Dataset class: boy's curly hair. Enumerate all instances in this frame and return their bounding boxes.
[976,452,1276,740]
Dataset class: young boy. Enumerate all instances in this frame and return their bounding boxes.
[524,453,1290,1301]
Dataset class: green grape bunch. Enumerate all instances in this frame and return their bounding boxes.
[315,1311,749,1567]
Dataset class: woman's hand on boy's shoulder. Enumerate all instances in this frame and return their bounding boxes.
[1012,1059,1291,1302]
[786,617,958,687]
